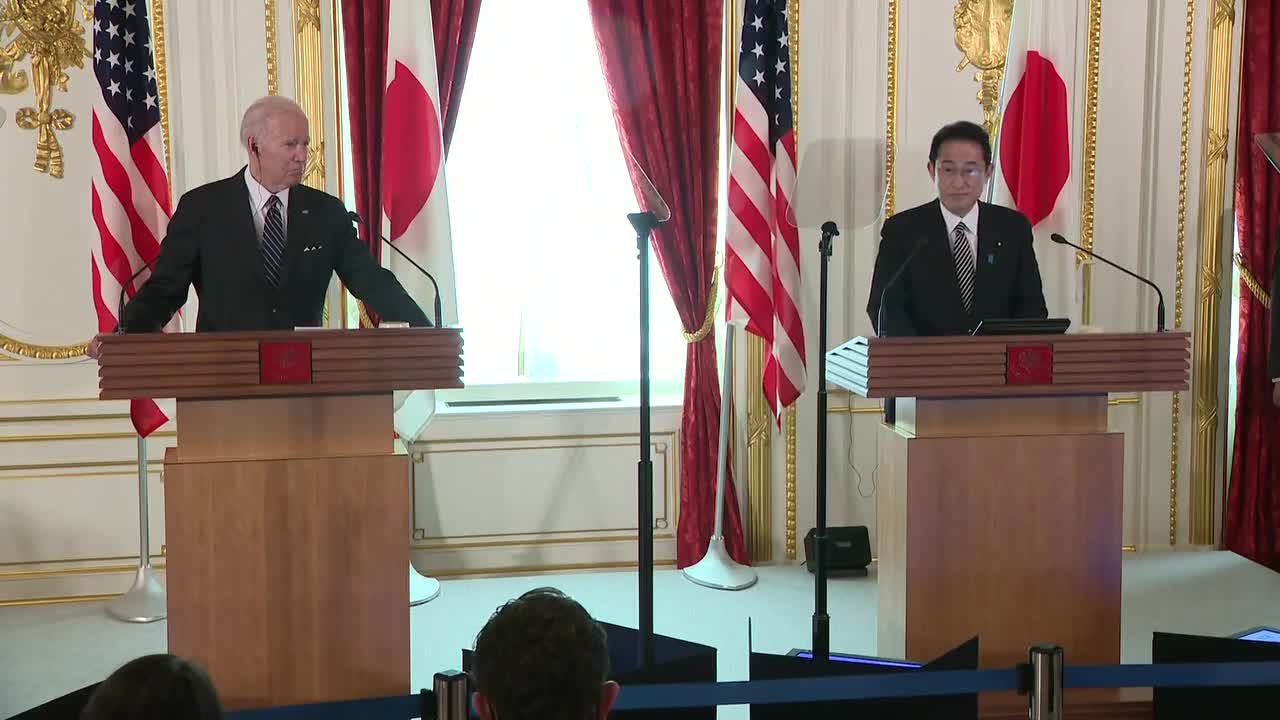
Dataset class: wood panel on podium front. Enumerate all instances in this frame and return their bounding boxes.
[97,328,463,710]
[828,332,1188,674]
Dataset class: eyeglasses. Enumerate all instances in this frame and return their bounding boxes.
[936,164,985,181]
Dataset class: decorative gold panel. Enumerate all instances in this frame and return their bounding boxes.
[264,0,278,95]
[1189,0,1235,546]
[1168,0,1195,545]
[953,0,1014,138]
[293,0,324,190]
[0,0,91,178]
[1078,0,1102,322]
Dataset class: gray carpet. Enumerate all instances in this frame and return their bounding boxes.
[2,551,1278,719]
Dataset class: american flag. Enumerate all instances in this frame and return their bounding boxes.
[724,0,805,426]
[90,0,173,437]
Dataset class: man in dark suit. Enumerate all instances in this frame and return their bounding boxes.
[867,121,1048,336]
[88,96,427,356]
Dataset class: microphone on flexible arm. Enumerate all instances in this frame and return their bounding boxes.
[348,211,443,328]
[1050,233,1166,332]
[116,260,155,334]
[875,239,928,336]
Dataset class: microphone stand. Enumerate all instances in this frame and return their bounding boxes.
[813,220,840,661]
[628,210,661,670]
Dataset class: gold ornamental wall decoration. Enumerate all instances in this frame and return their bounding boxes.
[0,0,91,179]
[953,0,1014,138]
[0,21,30,93]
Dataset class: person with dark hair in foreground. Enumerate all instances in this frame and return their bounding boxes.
[471,588,619,720]
[867,119,1048,337]
[81,654,223,720]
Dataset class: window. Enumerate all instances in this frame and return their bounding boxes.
[338,0,690,403]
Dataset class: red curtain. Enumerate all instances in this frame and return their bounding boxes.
[342,0,481,325]
[432,0,482,154]
[340,0,389,279]
[587,0,748,568]
[1225,0,1280,571]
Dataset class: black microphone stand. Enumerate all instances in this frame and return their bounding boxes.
[813,220,840,661]
[628,210,661,670]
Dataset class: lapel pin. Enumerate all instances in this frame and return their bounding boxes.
[301,209,310,215]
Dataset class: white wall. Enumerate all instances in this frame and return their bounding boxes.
[0,0,1243,604]
[0,0,679,604]
[784,0,1237,560]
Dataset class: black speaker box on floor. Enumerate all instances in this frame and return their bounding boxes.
[804,525,871,576]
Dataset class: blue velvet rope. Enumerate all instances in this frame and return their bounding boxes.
[225,661,1280,718]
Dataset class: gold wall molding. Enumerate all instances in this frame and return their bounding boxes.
[293,0,325,189]
[409,432,677,541]
[782,0,799,562]
[1078,0,1102,323]
[884,0,899,220]
[745,335,772,561]
[953,0,1013,138]
[0,0,92,178]
[150,0,172,182]
[264,0,278,95]
[1188,0,1235,546]
[1170,0,1195,545]
[0,334,86,360]
[0,430,174,443]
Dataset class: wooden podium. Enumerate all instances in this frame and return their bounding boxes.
[97,328,463,709]
[827,332,1188,670]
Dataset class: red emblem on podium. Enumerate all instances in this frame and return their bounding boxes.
[1007,344,1053,385]
[260,341,313,385]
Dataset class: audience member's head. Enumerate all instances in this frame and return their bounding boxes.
[81,654,223,720]
[471,587,618,720]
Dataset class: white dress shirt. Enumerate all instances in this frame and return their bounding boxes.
[940,201,979,260]
[244,170,289,245]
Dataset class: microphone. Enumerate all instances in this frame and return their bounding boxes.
[875,239,928,336]
[348,211,442,328]
[116,260,155,334]
[1050,233,1165,332]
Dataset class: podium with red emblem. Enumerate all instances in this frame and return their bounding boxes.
[826,332,1188,670]
[96,328,463,709]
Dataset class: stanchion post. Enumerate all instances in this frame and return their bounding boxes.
[106,435,167,623]
[1027,644,1064,720]
[434,670,468,720]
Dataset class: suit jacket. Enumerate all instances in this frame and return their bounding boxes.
[120,168,430,332]
[866,199,1048,336]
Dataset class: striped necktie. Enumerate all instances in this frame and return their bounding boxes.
[952,221,975,313]
[262,195,286,287]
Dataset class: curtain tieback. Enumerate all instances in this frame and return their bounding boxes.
[1234,252,1271,310]
[682,264,720,343]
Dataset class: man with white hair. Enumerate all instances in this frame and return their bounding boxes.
[89,96,427,353]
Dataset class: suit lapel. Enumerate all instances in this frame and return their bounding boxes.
[973,202,1000,321]
[275,186,309,290]
[231,169,271,289]
[923,199,972,329]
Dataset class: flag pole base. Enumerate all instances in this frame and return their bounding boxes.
[410,562,441,606]
[106,564,167,623]
[682,536,758,591]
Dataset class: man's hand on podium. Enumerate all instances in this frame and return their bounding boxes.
[1273,381,1280,409]
[87,335,106,359]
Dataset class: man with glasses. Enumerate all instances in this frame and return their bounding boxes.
[867,120,1048,337]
